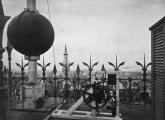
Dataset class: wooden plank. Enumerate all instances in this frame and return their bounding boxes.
[66,88,92,115]
[155,44,163,48]
[154,27,163,34]
[154,56,164,59]
[154,34,163,39]
[154,38,163,43]
[154,50,164,54]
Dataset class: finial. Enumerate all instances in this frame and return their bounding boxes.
[116,54,117,68]
[64,44,68,55]
[76,64,80,75]
[90,54,91,67]
[65,44,67,52]
[22,56,23,67]
[101,64,105,71]
[144,53,146,67]
[43,56,45,66]
[53,64,57,75]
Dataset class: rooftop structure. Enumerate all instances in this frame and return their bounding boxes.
[150,16,165,120]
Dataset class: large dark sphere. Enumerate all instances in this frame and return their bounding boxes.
[7,10,54,56]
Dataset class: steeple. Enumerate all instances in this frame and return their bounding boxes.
[64,44,68,55]
[62,45,69,73]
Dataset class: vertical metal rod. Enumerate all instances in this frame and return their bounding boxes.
[116,71,120,118]
[65,56,68,100]
[53,65,57,97]
[21,58,24,108]
[143,54,147,104]
[27,0,36,10]
[42,56,46,81]
[116,54,117,69]
[90,54,91,84]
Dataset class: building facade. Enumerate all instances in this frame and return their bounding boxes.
[149,17,165,120]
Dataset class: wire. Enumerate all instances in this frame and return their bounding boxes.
[46,0,56,65]
[46,0,51,19]
[52,42,56,65]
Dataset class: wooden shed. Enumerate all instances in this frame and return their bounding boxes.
[149,17,165,120]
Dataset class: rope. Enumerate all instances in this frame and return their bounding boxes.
[46,0,56,65]
[46,0,51,19]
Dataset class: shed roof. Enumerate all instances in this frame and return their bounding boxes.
[149,16,165,30]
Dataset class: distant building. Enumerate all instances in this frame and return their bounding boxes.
[149,16,165,120]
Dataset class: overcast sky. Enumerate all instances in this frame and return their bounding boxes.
[2,0,165,71]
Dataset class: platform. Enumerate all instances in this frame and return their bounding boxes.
[45,95,122,120]
[11,97,63,112]
[46,109,122,120]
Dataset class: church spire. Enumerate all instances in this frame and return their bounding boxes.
[64,44,68,55]
[62,45,69,73]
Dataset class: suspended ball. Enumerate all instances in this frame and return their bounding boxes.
[7,9,54,56]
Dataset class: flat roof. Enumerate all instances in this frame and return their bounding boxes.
[149,16,165,30]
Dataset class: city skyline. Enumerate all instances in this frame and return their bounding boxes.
[1,0,164,70]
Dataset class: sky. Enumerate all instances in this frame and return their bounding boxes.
[1,0,165,72]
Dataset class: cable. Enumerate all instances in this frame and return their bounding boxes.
[46,0,51,19]
[46,0,56,65]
